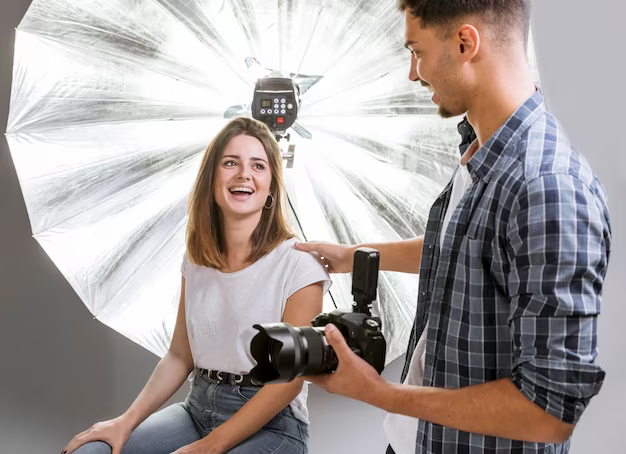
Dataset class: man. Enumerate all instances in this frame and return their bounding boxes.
[296,1,611,453]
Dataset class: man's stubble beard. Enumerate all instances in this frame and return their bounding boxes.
[438,104,457,118]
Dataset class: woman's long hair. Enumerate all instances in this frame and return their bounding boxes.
[186,117,294,269]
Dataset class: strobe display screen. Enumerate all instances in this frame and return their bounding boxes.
[261,99,272,108]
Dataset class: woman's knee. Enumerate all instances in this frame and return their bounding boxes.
[72,440,112,454]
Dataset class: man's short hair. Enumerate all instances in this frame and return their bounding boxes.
[398,0,531,45]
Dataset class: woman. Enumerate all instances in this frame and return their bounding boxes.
[64,117,331,454]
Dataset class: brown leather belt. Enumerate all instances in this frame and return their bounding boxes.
[199,368,263,387]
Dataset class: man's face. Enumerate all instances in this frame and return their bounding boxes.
[404,12,469,118]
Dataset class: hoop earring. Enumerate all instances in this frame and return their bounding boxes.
[264,194,275,210]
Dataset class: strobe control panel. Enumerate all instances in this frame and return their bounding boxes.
[252,77,299,132]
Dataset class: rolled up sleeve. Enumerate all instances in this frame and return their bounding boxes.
[506,173,610,424]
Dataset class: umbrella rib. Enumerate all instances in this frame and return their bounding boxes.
[295,6,324,75]
[285,188,339,310]
[95,215,188,320]
[317,1,398,75]
[303,70,391,110]
[15,30,234,95]
[29,151,199,236]
[11,114,225,136]
[146,0,254,90]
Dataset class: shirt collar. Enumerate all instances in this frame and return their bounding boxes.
[460,139,479,167]
[466,89,545,182]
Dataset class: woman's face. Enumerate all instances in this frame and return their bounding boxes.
[214,134,273,220]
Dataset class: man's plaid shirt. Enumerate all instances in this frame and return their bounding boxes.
[402,90,611,453]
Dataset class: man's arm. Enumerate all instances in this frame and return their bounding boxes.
[308,173,609,444]
[384,173,609,442]
[357,237,424,273]
[380,379,574,443]
[505,174,608,424]
[294,236,424,274]
[309,325,574,444]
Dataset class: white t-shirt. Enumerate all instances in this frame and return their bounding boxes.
[181,237,332,424]
[383,150,475,454]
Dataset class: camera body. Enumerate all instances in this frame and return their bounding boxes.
[249,248,386,384]
[310,308,386,374]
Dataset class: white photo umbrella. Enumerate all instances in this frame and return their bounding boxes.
[6,0,541,361]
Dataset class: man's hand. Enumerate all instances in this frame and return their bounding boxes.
[305,324,388,406]
[294,241,355,274]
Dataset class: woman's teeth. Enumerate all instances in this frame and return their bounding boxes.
[230,187,254,194]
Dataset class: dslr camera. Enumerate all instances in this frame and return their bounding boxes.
[249,248,386,384]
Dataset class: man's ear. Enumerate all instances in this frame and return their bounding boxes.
[456,24,480,61]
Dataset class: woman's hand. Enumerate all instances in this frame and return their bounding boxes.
[170,437,223,454]
[63,416,132,454]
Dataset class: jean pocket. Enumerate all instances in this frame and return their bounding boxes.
[235,385,261,402]
[297,421,309,448]
[202,408,216,431]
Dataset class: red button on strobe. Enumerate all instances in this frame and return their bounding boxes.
[277,117,285,124]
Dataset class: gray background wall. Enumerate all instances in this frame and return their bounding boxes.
[1,1,624,453]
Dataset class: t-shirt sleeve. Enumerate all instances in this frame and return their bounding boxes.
[286,250,332,298]
[181,252,189,277]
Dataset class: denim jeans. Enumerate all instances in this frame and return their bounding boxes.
[74,372,309,454]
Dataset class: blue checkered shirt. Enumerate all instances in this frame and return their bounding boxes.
[402,91,611,453]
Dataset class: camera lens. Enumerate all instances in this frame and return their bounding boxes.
[268,338,283,369]
[249,323,337,384]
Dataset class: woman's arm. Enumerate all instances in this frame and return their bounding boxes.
[198,282,324,453]
[121,276,195,428]
[65,276,195,453]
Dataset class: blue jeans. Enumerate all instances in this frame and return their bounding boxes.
[74,373,309,454]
